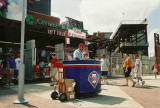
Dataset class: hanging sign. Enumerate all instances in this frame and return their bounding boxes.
[68,28,86,39]
[48,28,65,36]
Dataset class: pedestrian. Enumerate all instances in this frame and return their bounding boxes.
[50,52,58,86]
[39,59,46,78]
[100,54,110,84]
[15,54,21,71]
[7,53,16,86]
[73,43,85,60]
[82,51,90,60]
[1,57,7,72]
[152,61,158,79]
[15,54,21,79]
[94,55,99,61]
[123,53,136,87]
[134,54,145,86]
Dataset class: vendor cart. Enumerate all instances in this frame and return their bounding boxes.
[63,60,101,96]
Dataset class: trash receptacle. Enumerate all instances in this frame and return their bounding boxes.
[63,60,101,94]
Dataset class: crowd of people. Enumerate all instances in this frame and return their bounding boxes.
[0,43,159,87]
[0,53,21,86]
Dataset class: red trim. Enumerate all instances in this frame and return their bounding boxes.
[63,65,101,68]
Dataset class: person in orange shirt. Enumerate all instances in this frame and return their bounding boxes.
[123,54,136,87]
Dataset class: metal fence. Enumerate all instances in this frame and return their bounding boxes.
[111,55,156,76]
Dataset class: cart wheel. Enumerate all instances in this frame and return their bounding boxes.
[51,91,58,100]
[59,93,67,102]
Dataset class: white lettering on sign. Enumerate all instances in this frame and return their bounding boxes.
[48,29,65,36]
[68,29,86,39]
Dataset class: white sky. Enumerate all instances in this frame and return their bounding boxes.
[7,0,160,55]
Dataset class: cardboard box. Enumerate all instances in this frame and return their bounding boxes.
[66,92,75,100]
[58,79,75,93]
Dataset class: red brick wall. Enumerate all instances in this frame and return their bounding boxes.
[98,33,105,38]
[155,45,160,64]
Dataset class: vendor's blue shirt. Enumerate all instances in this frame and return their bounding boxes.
[73,49,83,60]
[7,57,16,68]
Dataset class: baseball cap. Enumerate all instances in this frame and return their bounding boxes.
[79,43,85,47]
[101,54,106,57]
[17,54,20,57]
[134,54,139,57]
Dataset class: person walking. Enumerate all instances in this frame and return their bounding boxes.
[7,53,16,85]
[100,54,110,84]
[1,57,7,72]
[123,53,136,87]
[50,53,58,86]
[153,61,158,79]
[134,54,145,86]
[15,54,21,80]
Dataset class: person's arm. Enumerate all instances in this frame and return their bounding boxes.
[7,59,10,71]
[136,60,140,72]
[125,59,129,72]
[75,57,80,61]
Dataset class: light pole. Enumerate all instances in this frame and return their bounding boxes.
[14,0,28,104]
[122,13,125,20]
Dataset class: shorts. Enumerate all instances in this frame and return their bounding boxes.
[124,67,131,77]
[153,68,158,73]
[101,71,108,77]
[50,68,58,77]
[134,72,141,77]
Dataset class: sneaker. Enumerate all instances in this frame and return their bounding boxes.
[123,83,128,86]
[142,81,145,86]
[101,80,105,84]
[132,81,136,87]
[136,82,140,86]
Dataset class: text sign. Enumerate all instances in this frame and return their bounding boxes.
[68,28,86,39]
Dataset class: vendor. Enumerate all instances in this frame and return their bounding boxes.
[73,43,85,60]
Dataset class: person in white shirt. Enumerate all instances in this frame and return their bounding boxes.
[73,43,85,60]
[100,54,110,84]
[134,54,145,86]
[82,51,90,60]
[15,54,21,71]
[15,54,21,81]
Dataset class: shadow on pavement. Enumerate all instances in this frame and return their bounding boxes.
[0,83,53,97]
[135,85,160,89]
[66,95,126,106]
[22,103,38,108]
[0,87,17,97]
[12,83,53,93]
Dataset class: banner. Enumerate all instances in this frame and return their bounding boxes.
[68,28,86,39]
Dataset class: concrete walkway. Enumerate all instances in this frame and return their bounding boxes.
[0,75,159,108]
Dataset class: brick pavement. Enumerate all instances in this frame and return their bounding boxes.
[0,75,159,108]
[111,76,160,108]
[0,87,78,108]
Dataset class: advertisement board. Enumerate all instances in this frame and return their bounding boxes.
[68,28,86,39]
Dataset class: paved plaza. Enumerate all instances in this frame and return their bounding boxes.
[0,75,160,108]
